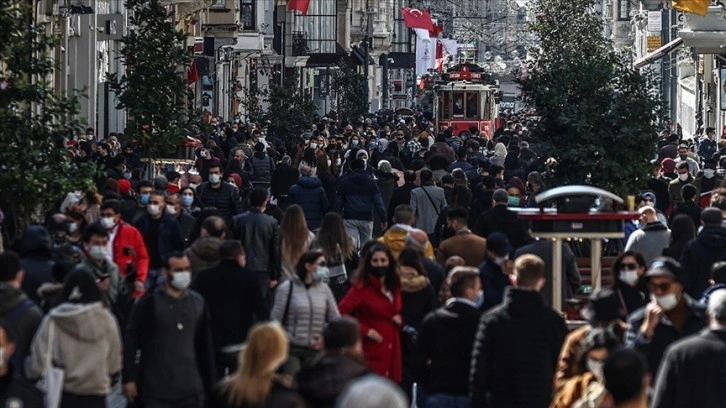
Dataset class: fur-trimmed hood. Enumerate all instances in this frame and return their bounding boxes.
[399,265,429,293]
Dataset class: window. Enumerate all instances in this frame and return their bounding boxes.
[240,0,255,31]
[618,0,630,21]
[465,92,479,119]
[438,91,451,120]
[452,92,465,117]
[294,0,336,54]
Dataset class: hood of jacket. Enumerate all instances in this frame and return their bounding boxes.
[50,302,109,341]
[347,169,372,184]
[253,151,267,159]
[0,283,25,315]
[21,225,51,253]
[399,265,429,293]
[442,299,482,327]
[642,221,668,232]
[379,226,411,254]
[187,236,224,262]
[697,226,726,250]
[297,175,323,189]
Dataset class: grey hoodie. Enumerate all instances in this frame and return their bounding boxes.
[25,302,122,395]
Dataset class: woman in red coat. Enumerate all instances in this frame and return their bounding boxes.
[338,243,403,382]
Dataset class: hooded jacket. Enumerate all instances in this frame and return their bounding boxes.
[377,225,435,259]
[25,302,122,395]
[479,260,511,312]
[680,226,726,298]
[335,169,386,222]
[185,236,224,277]
[624,221,670,267]
[0,283,43,375]
[19,225,55,304]
[399,266,437,331]
[288,176,330,230]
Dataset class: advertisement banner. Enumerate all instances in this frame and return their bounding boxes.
[416,36,436,76]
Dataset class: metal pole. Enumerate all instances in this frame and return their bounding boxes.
[281,16,286,87]
[382,54,389,110]
[365,0,373,107]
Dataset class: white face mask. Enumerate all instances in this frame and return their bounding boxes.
[493,256,507,267]
[704,169,716,179]
[587,358,605,382]
[166,205,177,216]
[100,216,116,230]
[309,142,318,150]
[147,204,161,216]
[189,183,200,190]
[619,270,639,286]
[170,271,191,290]
[88,245,109,262]
[327,159,332,167]
[652,293,679,311]
[335,158,342,166]
[678,173,689,181]
[200,150,208,158]
[68,223,78,234]
[209,174,221,184]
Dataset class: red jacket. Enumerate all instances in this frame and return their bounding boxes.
[338,278,402,382]
[111,220,149,296]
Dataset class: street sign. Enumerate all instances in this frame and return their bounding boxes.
[647,36,662,52]
[647,11,662,32]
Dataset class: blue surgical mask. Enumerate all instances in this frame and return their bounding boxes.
[508,196,520,207]
[475,290,484,308]
[182,195,194,207]
[313,265,330,283]
[140,193,150,205]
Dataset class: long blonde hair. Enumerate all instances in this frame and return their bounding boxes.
[221,322,289,406]
[281,205,311,266]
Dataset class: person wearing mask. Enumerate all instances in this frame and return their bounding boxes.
[652,288,726,407]
[196,163,243,223]
[698,127,718,160]
[675,144,700,177]
[192,241,269,379]
[0,251,44,378]
[693,159,723,202]
[122,252,215,407]
[470,254,568,408]
[436,207,488,268]
[669,162,696,208]
[74,223,122,308]
[195,147,221,183]
[185,216,226,278]
[179,187,202,215]
[272,251,340,377]
[166,193,197,246]
[474,189,532,250]
[98,199,149,298]
[680,207,726,298]
[250,142,276,191]
[413,267,482,407]
[478,232,513,312]
[270,155,300,210]
[128,180,154,225]
[26,270,122,408]
[668,184,701,229]
[603,349,650,408]
[135,191,185,291]
[338,243,403,383]
[296,317,369,408]
[231,188,282,305]
[610,251,649,316]
[18,225,55,305]
[625,206,670,267]
[287,166,330,231]
[0,323,43,407]
[335,158,387,248]
[625,257,707,376]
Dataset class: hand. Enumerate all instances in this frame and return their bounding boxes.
[269,280,278,288]
[311,333,323,350]
[392,314,403,327]
[123,382,138,403]
[640,300,664,339]
[367,329,383,343]
[134,280,144,293]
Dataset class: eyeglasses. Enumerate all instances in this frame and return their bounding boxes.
[621,262,639,270]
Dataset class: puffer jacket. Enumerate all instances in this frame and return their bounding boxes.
[25,302,122,396]
[335,169,386,222]
[271,275,340,347]
[185,236,224,277]
[681,226,726,298]
[251,152,275,183]
[399,266,437,330]
[288,176,330,230]
[378,225,435,259]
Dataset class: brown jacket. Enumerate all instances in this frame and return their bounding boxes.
[436,229,487,268]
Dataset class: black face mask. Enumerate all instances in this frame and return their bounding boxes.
[370,266,387,278]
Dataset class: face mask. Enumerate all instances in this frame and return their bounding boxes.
[327,159,332,167]
[508,196,520,207]
[139,193,151,205]
[309,142,318,149]
[88,245,109,262]
[123,171,132,180]
[652,293,679,311]
[493,256,507,267]
[170,271,191,290]
[68,223,78,234]
[475,290,484,308]
[587,358,605,382]
[100,216,116,230]
[209,174,221,184]
[679,154,688,160]
[370,266,387,278]
[335,158,342,166]
[351,140,360,147]
[189,183,200,190]
[678,173,689,182]
[182,195,194,207]
[147,204,161,216]
[619,270,639,286]
[200,150,208,158]
[704,169,716,179]
[313,265,330,283]
[165,205,177,216]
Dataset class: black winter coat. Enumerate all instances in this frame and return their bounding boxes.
[387,182,417,225]
[652,329,726,408]
[288,176,329,230]
[196,181,242,222]
[296,354,369,408]
[475,204,532,249]
[470,288,567,408]
[231,209,281,279]
[680,226,726,298]
[270,163,300,198]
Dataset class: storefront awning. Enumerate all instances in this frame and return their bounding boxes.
[634,37,684,69]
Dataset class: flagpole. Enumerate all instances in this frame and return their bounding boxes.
[365,0,373,110]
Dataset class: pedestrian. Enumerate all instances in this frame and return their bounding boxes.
[280,205,316,280]
[662,214,696,260]
[513,238,582,308]
[470,254,568,407]
[624,205,670,266]
[311,212,359,302]
[374,160,399,237]
[196,163,243,223]
[680,207,726,298]
[651,288,726,408]
[338,243,403,382]
[668,184,701,228]
[250,142,275,190]
[669,162,696,208]
[379,204,435,259]
[335,158,387,248]
[0,323,43,407]
[410,169,446,238]
[474,189,532,250]
[26,270,122,408]
[405,228,445,295]
[478,232,513,312]
[700,261,726,304]
[603,349,650,408]
[18,225,55,305]
[272,250,340,377]
[185,215,226,278]
[609,251,648,316]
[74,223,122,308]
[287,166,329,231]
[387,170,418,226]
[436,207,488,268]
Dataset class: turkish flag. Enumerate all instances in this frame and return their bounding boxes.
[402,8,434,31]
[288,0,311,15]
[187,59,199,85]
[672,0,709,16]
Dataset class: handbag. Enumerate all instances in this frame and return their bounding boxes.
[36,321,65,408]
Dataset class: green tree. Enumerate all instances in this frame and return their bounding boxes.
[267,74,318,146]
[0,0,93,234]
[107,0,191,159]
[519,0,664,198]
[332,60,369,123]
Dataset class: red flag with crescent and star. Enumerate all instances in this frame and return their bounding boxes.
[288,0,311,15]
[402,8,434,31]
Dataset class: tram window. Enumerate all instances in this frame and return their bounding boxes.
[439,91,451,119]
[465,92,479,118]
[452,92,465,116]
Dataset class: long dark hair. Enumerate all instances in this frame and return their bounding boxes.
[398,248,425,277]
[316,213,354,263]
[354,243,400,292]
[61,269,102,304]
[668,214,696,256]
[294,250,324,282]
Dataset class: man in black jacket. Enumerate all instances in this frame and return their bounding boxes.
[270,155,300,210]
[231,188,281,304]
[191,241,268,379]
[470,254,567,407]
[652,288,726,408]
[474,188,532,250]
[196,163,242,223]
[680,207,726,298]
[414,267,481,406]
[387,170,418,225]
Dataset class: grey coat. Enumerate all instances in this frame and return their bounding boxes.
[624,222,670,266]
[271,275,340,347]
[410,185,447,234]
